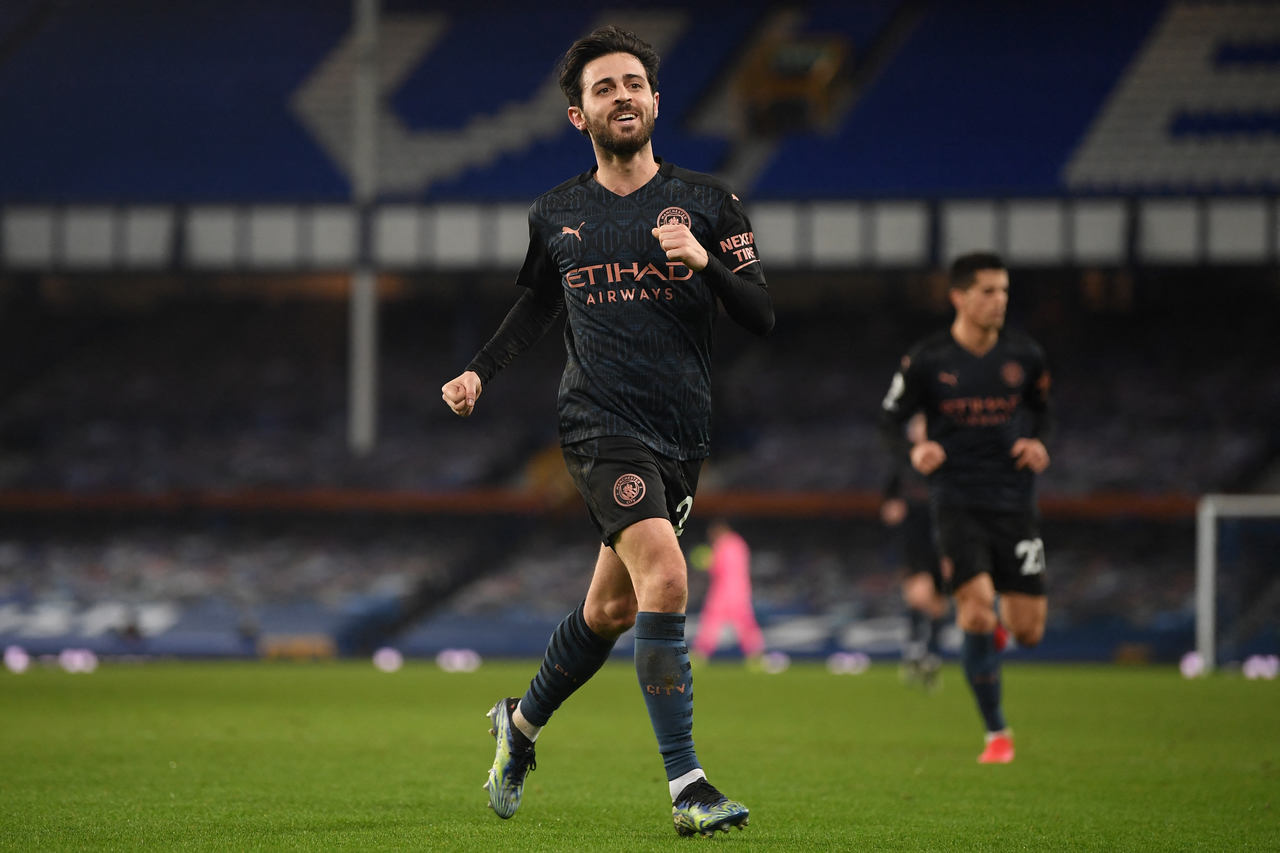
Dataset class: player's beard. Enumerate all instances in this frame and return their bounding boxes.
[586,109,655,158]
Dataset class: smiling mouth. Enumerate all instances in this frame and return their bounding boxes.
[613,112,637,122]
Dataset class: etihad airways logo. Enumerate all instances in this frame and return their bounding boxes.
[940,394,1019,427]
[565,260,690,306]
[565,261,691,287]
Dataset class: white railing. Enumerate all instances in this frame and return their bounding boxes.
[2,195,1277,272]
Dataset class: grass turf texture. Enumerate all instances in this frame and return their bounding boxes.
[1,660,1275,851]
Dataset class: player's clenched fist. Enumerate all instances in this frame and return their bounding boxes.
[442,370,482,417]
[1010,437,1050,473]
[910,440,947,476]
[651,224,708,272]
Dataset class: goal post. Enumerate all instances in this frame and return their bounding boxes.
[1196,493,1280,673]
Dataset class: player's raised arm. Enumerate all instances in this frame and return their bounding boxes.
[878,350,947,475]
[443,287,564,418]
[1011,342,1054,472]
[654,223,773,336]
[699,254,774,336]
[703,195,773,336]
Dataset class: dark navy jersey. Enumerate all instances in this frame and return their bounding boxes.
[879,328,1052,512]
[516,159,766,460]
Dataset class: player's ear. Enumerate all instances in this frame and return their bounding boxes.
[653,91,659,119]
[567,105,586,133]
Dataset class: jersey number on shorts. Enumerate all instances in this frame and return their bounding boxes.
[1015,538,1046,576]
[673,496,694,537]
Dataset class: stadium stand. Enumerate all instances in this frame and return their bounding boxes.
[752,0,1172,197]
[0,268,1275,497]
[0,0,351,202]
[4,0,1275,203]
[1067,1,1280,191]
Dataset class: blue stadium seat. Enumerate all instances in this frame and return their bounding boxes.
[750,0,1168,197]
[4,1,1279,200]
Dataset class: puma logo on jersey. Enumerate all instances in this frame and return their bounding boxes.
[559,221,586,241]
[939,372,958,386]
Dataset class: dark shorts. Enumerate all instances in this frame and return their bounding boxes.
[897,504,946,592]
[890,502,952,589]
[562,436,703,546]
[934,505,1047,596]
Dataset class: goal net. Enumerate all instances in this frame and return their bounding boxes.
[1196,494,1280,672]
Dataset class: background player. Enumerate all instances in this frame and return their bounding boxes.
[881,413,950,689]
[878,251,1052,764]
[691,518,765,665]
[441,25,773,836]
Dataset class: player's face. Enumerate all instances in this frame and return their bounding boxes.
[957,269,1009,331]
[571,52,658,157]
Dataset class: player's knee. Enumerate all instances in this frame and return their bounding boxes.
[953,588,996,633]
[903,574,933,609]
[586,598,637,639]
[1013,624,1044,648]
[643,566,688,612]
[957,608,998,634]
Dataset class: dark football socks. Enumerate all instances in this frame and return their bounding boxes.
[519,600,617,728]
[962,630,1007,732]
[633,611,699,780]
[907,608,929,658]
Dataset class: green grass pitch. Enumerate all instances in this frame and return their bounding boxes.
[1,659,1276,851]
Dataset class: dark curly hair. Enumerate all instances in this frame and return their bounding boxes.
[557,25,660,109]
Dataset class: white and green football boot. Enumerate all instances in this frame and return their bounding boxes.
[672,778,750,837]
[483,697,536,819]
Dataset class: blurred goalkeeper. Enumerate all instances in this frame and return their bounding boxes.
[879,251,1053,765]
[690,518,765,665]
[441,24,773,837]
